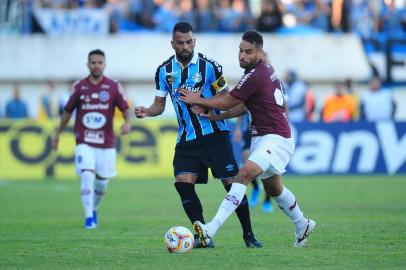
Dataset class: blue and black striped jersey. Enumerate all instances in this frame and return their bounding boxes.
[155,52,230,143]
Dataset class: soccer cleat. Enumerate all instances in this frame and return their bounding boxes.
[243,232,263,248]
[84,217,96,229]
[262,201,273,213]
[93,210,98,226]
[249,187,261,208]
[193,234,215,248]
[193,221,212,248]
[294,219,316,247]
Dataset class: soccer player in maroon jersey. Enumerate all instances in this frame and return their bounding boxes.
[179,31,316,247]
[52,49,131,229]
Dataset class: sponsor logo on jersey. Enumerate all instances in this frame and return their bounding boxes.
[85,95,91,103]
[177,84,200,93]
[99,91,110,102]
[101,84,110,89]
[165,72,178,85]
[91,93,99,99]
[270,72,278,82]
[192,73,202,83]
[236,72,253,89]
[82,112,107,129]
[81,103,109,110]
[80,86,89,90]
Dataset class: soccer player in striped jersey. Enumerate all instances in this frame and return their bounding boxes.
[135,22,262,248]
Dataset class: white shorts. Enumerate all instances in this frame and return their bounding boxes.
[75,144,117,178]
[248,134,295,179]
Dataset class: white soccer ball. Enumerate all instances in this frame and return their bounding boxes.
[164,226,194,254]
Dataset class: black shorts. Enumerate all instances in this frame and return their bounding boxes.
[173,132,238,184]
[242,129,251,151]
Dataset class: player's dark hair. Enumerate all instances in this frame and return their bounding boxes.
[88,49,105,61]
[172,22,193,36]
[242,31,263,49]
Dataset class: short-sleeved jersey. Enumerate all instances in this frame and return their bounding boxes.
[155,52,229,143]
[64,76,129,148]
[230,60,291,138]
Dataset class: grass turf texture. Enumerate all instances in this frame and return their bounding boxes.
[0,176,405,269]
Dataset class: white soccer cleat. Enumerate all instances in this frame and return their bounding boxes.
[193,221,213,248]
[294,219,316,248]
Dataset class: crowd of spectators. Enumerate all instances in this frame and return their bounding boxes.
[0,0,404,37]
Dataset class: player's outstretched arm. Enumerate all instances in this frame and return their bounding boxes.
[52,110,72,150]
[120,108,131,135]
[134,96,166,118]
[179,89,241,111]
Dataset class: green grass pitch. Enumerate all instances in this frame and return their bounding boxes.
[1,176,405,269]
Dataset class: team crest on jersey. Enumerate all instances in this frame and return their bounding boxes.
[99,91,110,102]
[192,73,202,83]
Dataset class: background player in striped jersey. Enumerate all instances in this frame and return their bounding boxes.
[135,22,262,248]
[52,49,131,229]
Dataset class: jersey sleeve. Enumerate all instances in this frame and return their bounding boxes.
[116,82,130,112]
[155,66,169,97]
[230,70,261,101]
[209,61,228,92]
[63,81,80,113]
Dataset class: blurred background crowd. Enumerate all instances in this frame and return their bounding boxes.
[1,0,405,37]
[0,0,405,122]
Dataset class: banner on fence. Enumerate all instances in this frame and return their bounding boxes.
[0,120,405,180]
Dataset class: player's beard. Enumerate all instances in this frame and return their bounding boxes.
[91,70,103,80]
[176,50,193,63]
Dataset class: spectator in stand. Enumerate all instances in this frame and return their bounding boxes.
[283,70,309,122]
[380,0,406,38]
[360,76,396,121]
[321,81,357,123]
[178,0,197,30]
[195,0,216,32]
[153,0,179,32]
[39,81,62,120]
[256,0,284,32]
[216,0,253,32]
[5,84,29,119]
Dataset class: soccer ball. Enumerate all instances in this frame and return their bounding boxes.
[164,226,194,254]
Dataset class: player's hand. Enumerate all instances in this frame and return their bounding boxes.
[199,110,219,121]
[120,121,131,135]
[233,128,242,142]
[134,106,148,118]
[51,132,60,150]
[178,89,201,105]
[191,105,206,115]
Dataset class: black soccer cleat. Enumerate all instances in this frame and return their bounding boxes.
[193,234,215,248]
[243,232,263,248]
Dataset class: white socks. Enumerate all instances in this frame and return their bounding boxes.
[207,183,247,237]
[80,171,95,218]
[94,178,109,210]
[273,186,305,228]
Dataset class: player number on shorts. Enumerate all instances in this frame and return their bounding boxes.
[274,88,284,106]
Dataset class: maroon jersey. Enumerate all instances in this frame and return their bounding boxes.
[230,60,291,138]
[64,76,129,148]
